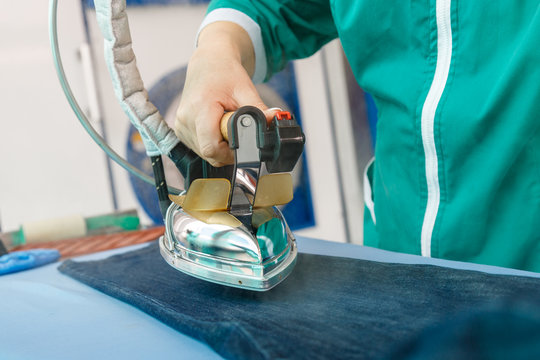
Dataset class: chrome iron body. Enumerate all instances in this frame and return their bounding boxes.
[159,203,297,291]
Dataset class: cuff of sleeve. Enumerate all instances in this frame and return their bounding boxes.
[196,8,267,84]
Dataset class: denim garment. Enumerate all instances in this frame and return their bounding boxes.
[387,300,540,360]
[59,242,540,360]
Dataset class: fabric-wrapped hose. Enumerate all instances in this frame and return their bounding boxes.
[94,0,179,156]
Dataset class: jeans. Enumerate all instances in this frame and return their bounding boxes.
[59,241,540,360]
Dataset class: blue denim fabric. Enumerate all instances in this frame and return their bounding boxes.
[59,241,540,360]
[387,300,540,360]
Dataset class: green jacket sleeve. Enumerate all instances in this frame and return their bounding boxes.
[206,0,338,80]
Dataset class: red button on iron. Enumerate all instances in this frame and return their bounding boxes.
[275,111,292,121]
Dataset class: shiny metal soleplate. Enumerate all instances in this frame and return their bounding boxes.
[159,235,297,291]
[160,201,298,291]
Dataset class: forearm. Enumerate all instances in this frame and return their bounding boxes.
[205,0,338,78]
[197,21,256,78]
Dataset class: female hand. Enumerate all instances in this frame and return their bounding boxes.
[175,22,276,166]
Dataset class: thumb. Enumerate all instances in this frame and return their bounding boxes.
[235,88,283,123]
[263,107,283,123]
[234,84,271,118]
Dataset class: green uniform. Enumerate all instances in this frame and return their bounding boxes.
[206,0,540,272]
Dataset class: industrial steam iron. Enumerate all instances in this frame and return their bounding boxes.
[50,0,305,290]
[161,107,305,291]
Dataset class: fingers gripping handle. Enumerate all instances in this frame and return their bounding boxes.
[170,106,303,191]
[166,110,245,189]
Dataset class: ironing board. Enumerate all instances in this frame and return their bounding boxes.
[1,236,539,360]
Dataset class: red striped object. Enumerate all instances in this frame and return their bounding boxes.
[11,227,165,259]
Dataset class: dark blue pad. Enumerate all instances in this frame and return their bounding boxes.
[59,241,540,360]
